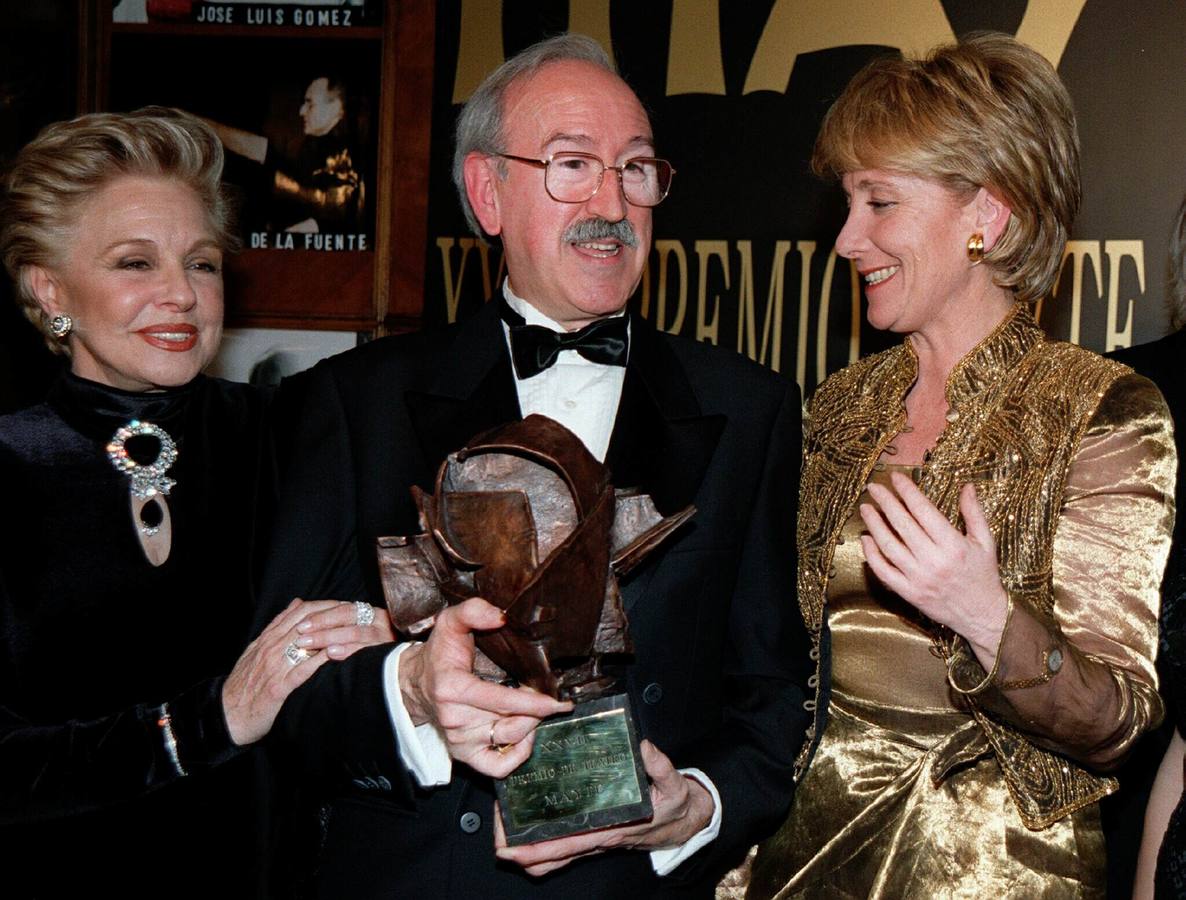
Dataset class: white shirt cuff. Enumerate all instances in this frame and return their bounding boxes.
[382,643,452,787]
[649,768,721,876]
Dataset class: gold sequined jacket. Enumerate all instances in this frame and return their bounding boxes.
[797,305,1175,829]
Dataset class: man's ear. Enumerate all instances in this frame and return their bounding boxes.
[23,265,64,320]
[975,187,1012,251]
[463,151,503,237]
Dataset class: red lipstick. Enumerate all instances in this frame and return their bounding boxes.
[136,323,198,352]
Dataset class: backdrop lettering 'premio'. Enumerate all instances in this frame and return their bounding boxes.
[422,1,1186,395]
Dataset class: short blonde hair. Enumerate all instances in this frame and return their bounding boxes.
[0,107,234,352]
[812,33,1080,304]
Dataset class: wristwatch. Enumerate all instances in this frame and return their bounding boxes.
[998,644,1063,690]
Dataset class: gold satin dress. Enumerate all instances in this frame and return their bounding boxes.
[750,468,1102,898]
[748,308,1175,899]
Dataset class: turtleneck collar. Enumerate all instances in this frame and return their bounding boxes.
[46,372,202,443]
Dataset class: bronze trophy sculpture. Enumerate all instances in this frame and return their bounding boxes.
[377,415,694,844]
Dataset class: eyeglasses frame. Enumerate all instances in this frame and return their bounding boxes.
[493,151,675,207]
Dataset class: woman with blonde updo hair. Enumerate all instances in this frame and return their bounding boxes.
[0,108,392,895]
[748,35,1174,897]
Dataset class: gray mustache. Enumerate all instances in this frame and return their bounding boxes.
[562,217,638,249]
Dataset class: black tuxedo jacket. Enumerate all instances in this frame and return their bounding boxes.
[259,300,811,899]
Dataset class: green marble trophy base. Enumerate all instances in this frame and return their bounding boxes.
[495,693,652,845]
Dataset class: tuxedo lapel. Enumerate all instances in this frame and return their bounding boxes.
[405,301,522,474]
[607,318,725,615]
[605,316,725,517]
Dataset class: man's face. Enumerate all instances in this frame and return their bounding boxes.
[300,77,344,136]
[472,60,655,328]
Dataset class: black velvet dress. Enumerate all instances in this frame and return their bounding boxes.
[1111,329,1186,898]
[0,372,275,896]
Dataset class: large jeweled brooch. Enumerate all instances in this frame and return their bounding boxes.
[107,420,178,566]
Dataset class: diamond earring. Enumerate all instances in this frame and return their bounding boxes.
[49,314,73,339]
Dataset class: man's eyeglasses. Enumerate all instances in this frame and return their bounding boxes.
[495,151,675,207]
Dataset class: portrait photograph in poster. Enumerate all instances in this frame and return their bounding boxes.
[113,0,382,28]
[107,30,384,328]
[110,35,379,250]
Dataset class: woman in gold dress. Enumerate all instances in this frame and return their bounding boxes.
[749,34,1176,898]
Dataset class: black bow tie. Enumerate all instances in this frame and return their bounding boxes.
[498,296,629,379]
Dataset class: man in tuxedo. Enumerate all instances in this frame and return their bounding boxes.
[262,33,812,898]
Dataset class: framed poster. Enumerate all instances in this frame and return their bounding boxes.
[113,0,383,28]
[99,0,435,333]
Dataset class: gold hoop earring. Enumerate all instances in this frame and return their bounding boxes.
[967,233,985,265]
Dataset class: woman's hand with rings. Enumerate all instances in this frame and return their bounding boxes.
[859,473,1008,661]
[222,598,339,746]
[222,599,396,746]
[292,599,395,660]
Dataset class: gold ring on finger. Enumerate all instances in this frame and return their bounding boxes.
[488,721,512,754]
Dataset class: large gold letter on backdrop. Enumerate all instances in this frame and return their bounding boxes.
[1045,240,1101,345]
[1104,240,1144,351]
[742,0,1087,95]
[645,239,689,335]
[695,240,729,344]
[453,1,504,104]
[743,0,955,94]
[1014,0,1088,69]
[568,1,615,68]
[736,240,789,371]
[453,0,619,103]
[667,0,727,95]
